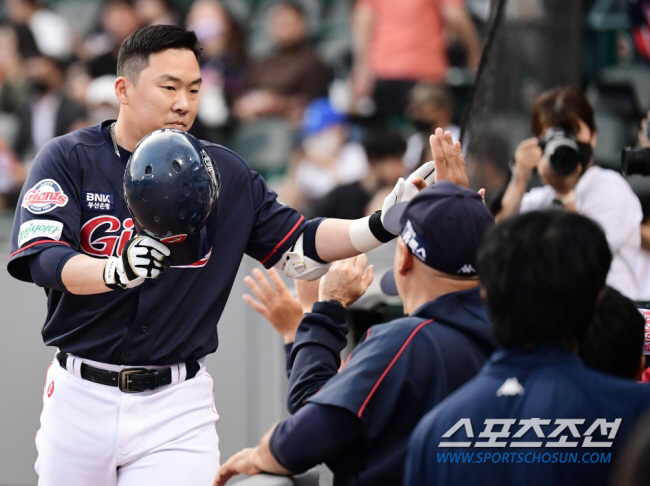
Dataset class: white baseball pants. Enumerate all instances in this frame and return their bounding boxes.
[35,355,220,486]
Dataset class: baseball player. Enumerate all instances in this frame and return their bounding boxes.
[7,25,439,486]
[214,181,497,486]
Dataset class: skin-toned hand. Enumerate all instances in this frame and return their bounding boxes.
[429,127,469,187]
[213,448,261,486]
[318,255,374,307]
[243,268,303,344]
[213,425,290,486]
[294,278,321,314]
[513,137,543,181]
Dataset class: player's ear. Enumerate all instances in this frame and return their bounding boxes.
[396,239,413,276]
[115,76,129,105]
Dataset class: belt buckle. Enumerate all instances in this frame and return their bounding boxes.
[118,368,150,393]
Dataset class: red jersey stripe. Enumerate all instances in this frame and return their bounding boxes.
[357,319,435,418]
[10,240,70,258]
[260,215,305,265]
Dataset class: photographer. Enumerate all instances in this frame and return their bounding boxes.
[496,86,642,299]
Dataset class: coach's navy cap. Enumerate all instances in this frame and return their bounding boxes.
[380,181,494,295]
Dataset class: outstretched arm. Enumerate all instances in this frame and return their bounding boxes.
[287,256,373,413]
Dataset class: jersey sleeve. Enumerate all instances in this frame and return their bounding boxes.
[7,138,83,282]
[243,167,307,267]
[287,301,349,414]
[307,319,433,428]
[269,403,362,474]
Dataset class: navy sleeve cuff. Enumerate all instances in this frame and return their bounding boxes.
[284,342,293,379]
[27,245,79,292]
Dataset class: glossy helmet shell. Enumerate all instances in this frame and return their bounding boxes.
[124,128,220,242]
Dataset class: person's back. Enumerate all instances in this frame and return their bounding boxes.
[301,287,495,485]
[408,344,650,486]
[405,210,650,486]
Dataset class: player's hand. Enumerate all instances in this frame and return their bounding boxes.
[213,448,261,486]
[430,127,469,187]
[380,161,435,233]
[318,255,374,308]
[243,268,303,344]
[103,236,170,290]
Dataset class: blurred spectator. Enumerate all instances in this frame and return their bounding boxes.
[13,55,86,160]
[352,0,481,117]
[82,0,140,78]
[0,134,26,209]
[185,0,247,138]
[283,98,366,211]
[0,22,29,114]
[498,86,642,300]
[579,286,646,380]
[134,0,179,27]
[234,1,331,124]
[404,83,459,171]
[309,127,406,219]
[84,74,119,126]
[610,408,650,486]
[627,0,650,61]
[6,0,74,61]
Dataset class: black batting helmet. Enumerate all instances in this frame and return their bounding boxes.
[124,129,220,243]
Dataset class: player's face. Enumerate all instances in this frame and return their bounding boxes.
[126,48,202,139]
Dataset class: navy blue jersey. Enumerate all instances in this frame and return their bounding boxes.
[271,288,497,486]
[405,345,650,486]
[8,121,306,365]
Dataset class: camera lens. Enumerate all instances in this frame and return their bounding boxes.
[621,148,650,176]
[549,146,580,176]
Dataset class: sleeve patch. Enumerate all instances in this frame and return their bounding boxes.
[18,220,64,247]
[22,179,69,214]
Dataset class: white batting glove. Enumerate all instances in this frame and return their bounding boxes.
[103,236,171,289]
[380,161,435,233]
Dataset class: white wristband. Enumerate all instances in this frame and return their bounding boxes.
[349,216,383,253]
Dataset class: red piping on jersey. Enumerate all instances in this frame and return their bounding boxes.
[260,215,305,265]
[356,318,434,418]
[10,240,71,258]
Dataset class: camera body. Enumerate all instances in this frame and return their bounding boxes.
[538,127,592,176]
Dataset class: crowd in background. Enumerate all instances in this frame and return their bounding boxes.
[0,0,488,216]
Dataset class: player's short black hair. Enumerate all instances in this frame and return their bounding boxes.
[117,25,201,82]
[362,128,406,163]
[477,210,612,348]
[579,286,645,379]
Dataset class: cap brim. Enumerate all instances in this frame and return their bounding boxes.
[382,201,409,235]
[380,269,399,296]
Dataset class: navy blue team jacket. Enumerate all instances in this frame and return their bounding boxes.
[7,121,306,365]
[405,345,650,486]
[270,287,497,486]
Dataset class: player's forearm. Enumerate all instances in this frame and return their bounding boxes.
[314,219,359,261]
[256,426,292,475]
[61,254,113,295]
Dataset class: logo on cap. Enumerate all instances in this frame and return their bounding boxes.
[458,264,476,274]
[22,179,69,214]
[402,220,427,261]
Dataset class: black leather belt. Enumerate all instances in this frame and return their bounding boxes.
[56,352,200,393]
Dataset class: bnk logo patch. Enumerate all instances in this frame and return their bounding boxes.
[83,192,114,213]
[22,179,68,214]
